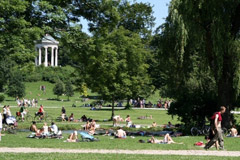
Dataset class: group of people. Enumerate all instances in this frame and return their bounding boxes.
[16,97,38,108]
[113,115,132,127]
[29,121,61,138]
[84,120,96,135]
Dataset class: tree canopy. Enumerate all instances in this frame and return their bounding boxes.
[152,0,240,127]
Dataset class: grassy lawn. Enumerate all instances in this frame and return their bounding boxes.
[9,107,178,130]
[1,132,240,151]
[1,81,240,159]
[0,153,239,160]
[1,81,179,130]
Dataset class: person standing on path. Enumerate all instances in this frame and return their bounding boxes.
[204,106,226,150]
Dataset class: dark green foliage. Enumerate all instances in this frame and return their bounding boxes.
[0,94,5,103]
[24,66,76,83]
[53,80,64,99]
[65,81,74,101]
[6,72,26,98]
[152,0,240,128]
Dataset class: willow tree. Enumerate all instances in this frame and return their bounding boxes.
[153,0,240,127]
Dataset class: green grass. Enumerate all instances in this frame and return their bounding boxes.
[6,106,178,130]
[1,132,240,151]
[0,153,238,160]
[1,81,179,130]
[1,81,240,159]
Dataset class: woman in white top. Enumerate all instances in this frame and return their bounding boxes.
[6,105,11,117]
[42,123,49,136]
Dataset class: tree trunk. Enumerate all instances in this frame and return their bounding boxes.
[205,29,234,129]
[217,51,234,128]
[218,84,233,128]
[111,97,115,121]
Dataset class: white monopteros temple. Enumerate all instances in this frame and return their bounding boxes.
[35,34,59,67]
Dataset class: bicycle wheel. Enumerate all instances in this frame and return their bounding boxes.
[191,127,199,136]
[7,127,17,134]
[34,116,43,122]
[45,116,53,123]
[203,126,210,135]
[26,115,33,122]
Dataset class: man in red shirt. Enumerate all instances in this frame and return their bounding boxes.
[204,106,226,150]
[37,105,45,120]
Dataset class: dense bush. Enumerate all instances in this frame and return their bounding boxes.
[0,94,5,102]
[24,65,76,83]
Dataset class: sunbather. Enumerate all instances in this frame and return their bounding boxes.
[149,133,175,144]
[115,128,126,138]
[66,131,78,142]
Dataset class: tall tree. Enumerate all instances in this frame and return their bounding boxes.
[65,81,74,101]
[6,72,26,98]
[53,80,64,100]
[77,27,153,119]
[152,0,240,127]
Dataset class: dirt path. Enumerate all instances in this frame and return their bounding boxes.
[0,147,240,157]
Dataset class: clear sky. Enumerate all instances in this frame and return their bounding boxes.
[136,0,171,30]
[81,0,171,34]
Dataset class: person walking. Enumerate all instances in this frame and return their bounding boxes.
[204,106,226,150]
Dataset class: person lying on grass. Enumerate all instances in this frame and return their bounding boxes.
[115,127,127,138]
[148,133,182,144]
[66,131,78,142]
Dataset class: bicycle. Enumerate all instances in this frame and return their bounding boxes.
[191,125,210,136]
[16,111,33,122]
[34,112,53,123]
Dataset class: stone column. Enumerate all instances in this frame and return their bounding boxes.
[55,47,58,66]
[35,48,38,66]
[44,47,48,67]
[38,47,42,65]
[51,47,54,66]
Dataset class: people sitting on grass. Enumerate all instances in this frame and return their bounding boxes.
[229,125,238,137]
[50,122,58,135]
[113,115,123,127]
[164,121,174,129]
[125,115,132,127]
[84,121,91,131]
[61,107,66,121]
[42,122,50,137]
[68,113,74,122]
[88,120,96,135]
[148,134,176,144]
[115,127,127,138]
[29,121,41,137]
[66,131,78,142]
[81,115,88,122]
[152,122,157,128]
